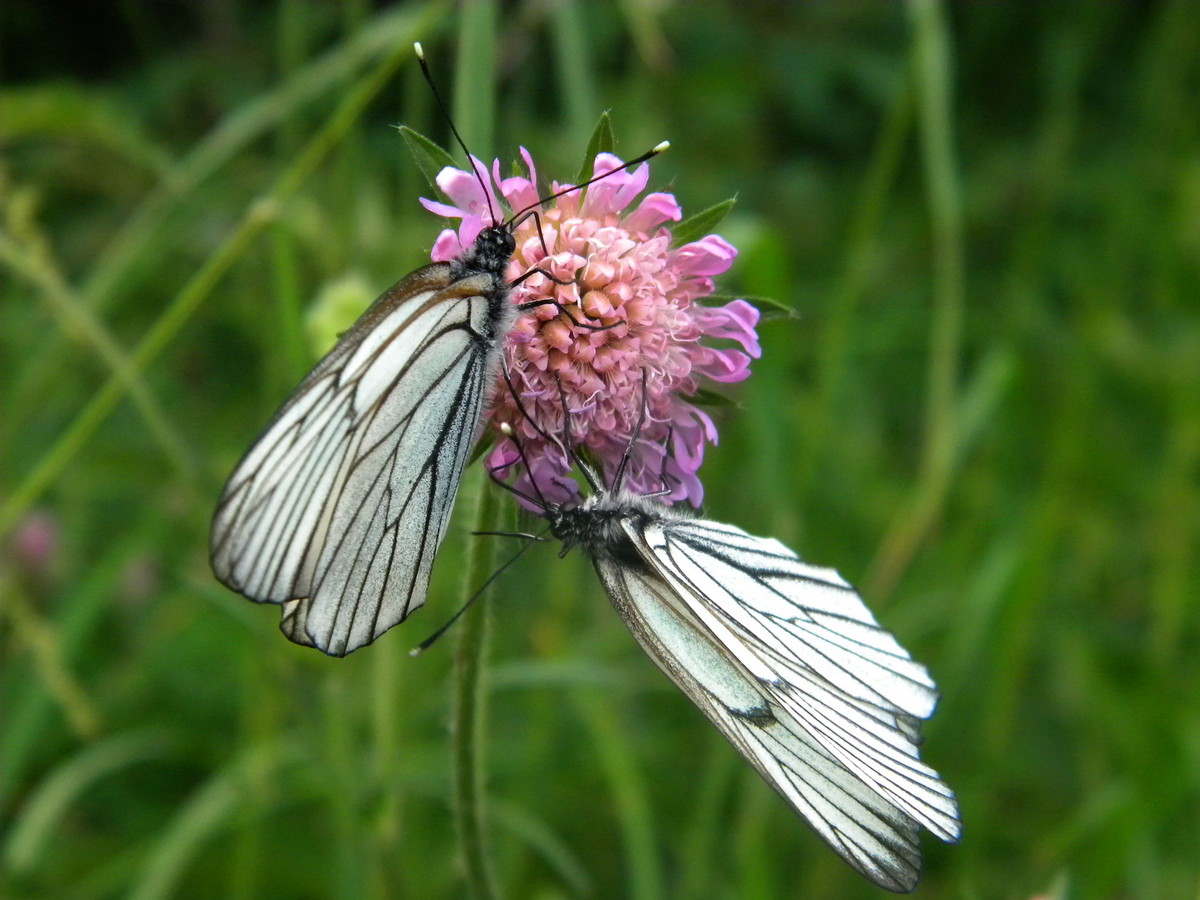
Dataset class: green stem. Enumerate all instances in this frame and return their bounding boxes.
[452,469,503,899]
[446,7,500,896]
[866,0,965,600]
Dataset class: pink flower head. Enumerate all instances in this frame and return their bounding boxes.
[423,150,760,506]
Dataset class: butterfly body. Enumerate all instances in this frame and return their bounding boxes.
[541,487,960,892]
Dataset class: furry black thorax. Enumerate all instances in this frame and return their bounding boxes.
[449,224,516,281]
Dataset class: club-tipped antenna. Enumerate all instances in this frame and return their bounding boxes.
[496,421,558,513]
[413,42,498,226]
[509,141,670,227]
[473,530,546,540]
[497,367,556,509]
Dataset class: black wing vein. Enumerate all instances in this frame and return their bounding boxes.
[596,560,931,892]
[210,281,498,655]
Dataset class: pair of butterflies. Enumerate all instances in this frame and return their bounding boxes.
[209,110,960,894]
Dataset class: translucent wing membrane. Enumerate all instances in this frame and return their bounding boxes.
[211,265,509,656]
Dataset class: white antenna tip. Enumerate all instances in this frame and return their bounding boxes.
[413,42,425,60]
[653,141,670,154]
[499,422,514,437]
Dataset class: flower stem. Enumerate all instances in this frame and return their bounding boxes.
[449,2,500,890]
[452,467,503,900]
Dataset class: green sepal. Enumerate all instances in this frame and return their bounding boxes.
[398,126,458,195]
[670,198,736,247]
[575,112,616,185]
[702,292,799,321]
[690,387,741,409]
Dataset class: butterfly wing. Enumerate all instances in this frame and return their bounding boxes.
[210,264,506,655]
[590,513,960,892]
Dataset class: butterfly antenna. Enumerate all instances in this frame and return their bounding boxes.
[409,530,547,655]
[658,425,680,494]
[509,141,671,228]
[611,369,650,493]
[551,374,602,493]
[473,530,546,540]
[487,451,549,510]
[413,42,498,226]
[499,365,552,443]
[488,371,551,511]
[498,367,590,508]
[499,364,575,483]
[494,422,554,512]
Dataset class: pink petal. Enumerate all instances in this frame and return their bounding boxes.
[658,453,705,506]
[673,234,738,277]
[436,155,501,220]
[692,299,763,358]
[434,167,482,211]
[583,154,649,217]
[419,197,466,219]
[624,192,683,234]
[494,147,541,212]
[458,217,485,250]
[485,443,521,473]
[430,229,464,262]
[693,348,753,383]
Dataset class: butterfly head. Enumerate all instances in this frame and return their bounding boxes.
[543,492,654,569]
[544,501,604,559]
[452,223,516,280]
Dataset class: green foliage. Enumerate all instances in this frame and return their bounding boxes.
[3,2,1200,899]
[575,113,617,184]
[671,198,737,248]
[398,125,458,194]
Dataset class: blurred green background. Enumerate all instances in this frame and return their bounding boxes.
[3,1,1199,898]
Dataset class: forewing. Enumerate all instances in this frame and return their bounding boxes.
[210,265,500,655]
[634,517,961,842]
[592,559,928,892]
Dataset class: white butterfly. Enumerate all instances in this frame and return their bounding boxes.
[499,419,961,891]
[209,222,522,656]
[209,47,667,654]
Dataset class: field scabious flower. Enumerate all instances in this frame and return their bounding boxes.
[423,149,760,506]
